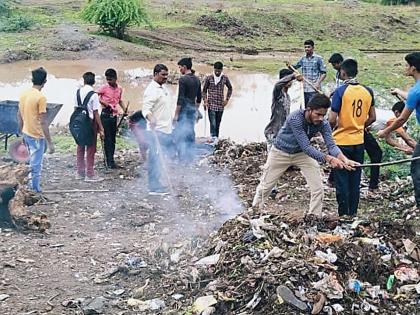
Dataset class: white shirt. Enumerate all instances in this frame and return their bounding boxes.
[214,73,223,85]
[142,80,173,134]
[74,85,100,119]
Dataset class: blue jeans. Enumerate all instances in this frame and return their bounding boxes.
[208,109,224,138]
[23,134,45,192]
[175,105,196,162]
[147,131,174,190]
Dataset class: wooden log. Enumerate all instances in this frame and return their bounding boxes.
[0,163,50,232]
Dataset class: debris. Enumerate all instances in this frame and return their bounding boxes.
[82,296,107,314]
[192,295,217,313]
[0,294,10,301]
[276,285,308,311]
[195,254,220,266]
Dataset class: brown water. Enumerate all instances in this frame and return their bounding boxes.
[0,60,392,142]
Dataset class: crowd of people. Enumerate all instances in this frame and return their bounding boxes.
[16,42,420,217]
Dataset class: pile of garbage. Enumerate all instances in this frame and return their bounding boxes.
[187,211,420,314]
[184,140,420,314]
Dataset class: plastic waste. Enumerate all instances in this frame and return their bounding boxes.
[348,279,362,294]
[315,248,337,264]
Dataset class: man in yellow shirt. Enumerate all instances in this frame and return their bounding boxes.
[329,59,376,217]
[17,67,54,193]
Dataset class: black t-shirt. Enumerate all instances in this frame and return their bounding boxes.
[177,73,202,107]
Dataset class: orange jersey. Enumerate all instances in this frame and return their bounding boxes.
[331,83,374,145]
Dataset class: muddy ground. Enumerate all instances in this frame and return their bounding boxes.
[0,147,243,315]
[1,138,418,314]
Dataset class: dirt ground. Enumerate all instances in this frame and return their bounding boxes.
[0,148,243,315]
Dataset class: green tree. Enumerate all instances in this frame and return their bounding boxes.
[82,0,148,39]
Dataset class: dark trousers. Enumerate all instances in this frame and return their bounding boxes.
[334,144,364,216]
[364,131,382,189]
[304,92,317,107]
[147,131,174,190]
[101,113,117,166]
[208,109,224,138]
[175,106,196,162]
[412,140,420,207]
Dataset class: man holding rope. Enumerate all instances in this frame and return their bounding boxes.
[378,52,420,209]
[252,94,358,219]
[143,64,174,196]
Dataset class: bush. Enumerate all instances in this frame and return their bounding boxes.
[0,0,10,17]
[0,15,33,32]
[81,0,149,39]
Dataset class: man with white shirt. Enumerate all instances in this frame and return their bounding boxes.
[142,64,174,195]
[75,72,105,182]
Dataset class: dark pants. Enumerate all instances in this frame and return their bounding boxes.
[147,131,174,190]
[208,109,224,138]
[304,92,317,107]
[412,140,420,207]
[175,105,196,162]
[101,113,117,167]
[364,131,382,189]
[334,144,364,216]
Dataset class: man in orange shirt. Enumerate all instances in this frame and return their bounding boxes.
[384,101,416,154]
[17,67,55,193]
[329,59,376,216]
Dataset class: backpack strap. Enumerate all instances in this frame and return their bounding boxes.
[82,91,96,109]
[76,89,82,107]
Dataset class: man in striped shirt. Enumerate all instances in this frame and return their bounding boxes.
[202,62,233,141]
[252,94,358,218]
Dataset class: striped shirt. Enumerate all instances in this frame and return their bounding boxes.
[274,109,341,163]
[294,54,327,93]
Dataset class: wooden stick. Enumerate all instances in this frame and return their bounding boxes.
[43,189,110,193]
[355,156,420,168]
[286,63,323,94]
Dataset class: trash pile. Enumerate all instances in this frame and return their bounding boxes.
[188,211,420,314]
[187,140,420,314]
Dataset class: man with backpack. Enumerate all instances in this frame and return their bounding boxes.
[73,72,105,182]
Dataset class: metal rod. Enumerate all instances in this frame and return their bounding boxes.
[286,63,323,94]
[355,156,420,168]
[43,189,110,193]
[101,139,108,170]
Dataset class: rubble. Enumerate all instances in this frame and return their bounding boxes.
[181,140,420,314]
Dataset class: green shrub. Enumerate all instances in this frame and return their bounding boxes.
[81,0,149,39]
[0,14,33,32]
[380,0,418,4]
[0,0,11,17]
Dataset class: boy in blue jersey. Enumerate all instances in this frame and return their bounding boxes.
[378,52,420,209]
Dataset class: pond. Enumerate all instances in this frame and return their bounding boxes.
[0,60,394,143]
